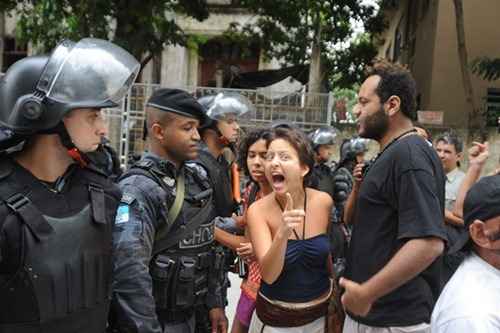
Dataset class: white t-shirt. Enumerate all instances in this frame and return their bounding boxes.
[431,253,500,332]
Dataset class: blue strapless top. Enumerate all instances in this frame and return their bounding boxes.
[260,233,331,302]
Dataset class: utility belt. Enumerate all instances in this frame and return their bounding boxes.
[150,247,225,315]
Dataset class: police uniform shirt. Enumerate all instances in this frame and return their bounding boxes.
[111,152,223,333]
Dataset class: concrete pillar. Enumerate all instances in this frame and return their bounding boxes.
[161,45,189,87]
[187,47,199,88]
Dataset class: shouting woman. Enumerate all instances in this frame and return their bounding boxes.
[247,126,334,333]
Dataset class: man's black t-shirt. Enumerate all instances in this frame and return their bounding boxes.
[345,134,447,327]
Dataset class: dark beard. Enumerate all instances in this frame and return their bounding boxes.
[361,105,389,141]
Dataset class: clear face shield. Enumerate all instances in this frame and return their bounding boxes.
[37,38,140,108]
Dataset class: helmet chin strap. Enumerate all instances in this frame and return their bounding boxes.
[51,122,88,167]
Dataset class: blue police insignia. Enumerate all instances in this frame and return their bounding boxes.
[116,204,130,224]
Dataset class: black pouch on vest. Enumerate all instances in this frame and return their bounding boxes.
[150,254,176,309]
[175,256,196,308]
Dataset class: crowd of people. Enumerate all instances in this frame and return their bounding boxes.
[0,39,499,333]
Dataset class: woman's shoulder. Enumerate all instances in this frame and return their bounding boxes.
[248,192,274,212]
[306,187,333,206]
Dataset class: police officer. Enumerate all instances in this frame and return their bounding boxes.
[334,137,369,219]
[195,92,253,331]
[0,38,139,333]
[110,88,227,333]
[309,125,338,199]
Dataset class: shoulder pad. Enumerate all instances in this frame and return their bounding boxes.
[185,162,209,179]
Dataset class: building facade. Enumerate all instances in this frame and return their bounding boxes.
[377,0,500,129]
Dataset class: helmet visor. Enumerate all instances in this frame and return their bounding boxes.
[37,38,140,106]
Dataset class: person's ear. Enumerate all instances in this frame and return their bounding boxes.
[385,95,401,117]
[151,123,165,141]
[469,220,490,248]
[301,164,310,178]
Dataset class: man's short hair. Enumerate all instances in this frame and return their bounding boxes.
[435,131,463,154]
[366,60,417,120]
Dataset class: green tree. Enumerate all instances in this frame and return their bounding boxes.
[227,0,385,91]
[472,57,500,81]
[0,0,209,67]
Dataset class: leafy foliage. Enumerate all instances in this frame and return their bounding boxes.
[471,57,500,81]
[2,0,209,65]
[229,0,386,89]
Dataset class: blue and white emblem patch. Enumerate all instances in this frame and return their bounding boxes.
[116,204,130,224]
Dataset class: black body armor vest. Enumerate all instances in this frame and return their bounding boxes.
[0,158,120,333]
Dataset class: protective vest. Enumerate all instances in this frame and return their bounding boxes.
[120,159,221,318]
[196,149,234,218]
[0,158,120,333]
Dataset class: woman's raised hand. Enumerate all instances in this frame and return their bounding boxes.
[279,193,305,238]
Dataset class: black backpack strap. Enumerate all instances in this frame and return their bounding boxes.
[88,183,106,224]
[3,193,54,241]
[80,167,113,225]
[0,160,54,242]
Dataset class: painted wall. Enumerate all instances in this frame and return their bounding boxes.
[379,0,500,128]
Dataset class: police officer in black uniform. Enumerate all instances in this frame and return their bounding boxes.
[109,88,227,333]
[0,38,139,333]
[333,138,368,277]
[332,137,369,247]
[309,125,338,199]
[195,92,253,332]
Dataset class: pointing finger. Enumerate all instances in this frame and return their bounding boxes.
[284,192,294,211]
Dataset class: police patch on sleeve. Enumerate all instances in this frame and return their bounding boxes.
[116,204,130,224]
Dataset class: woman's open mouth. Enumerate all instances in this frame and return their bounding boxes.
[271,173,286,191]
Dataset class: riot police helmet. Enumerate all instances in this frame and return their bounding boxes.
[309,126,338,150]
[198,92,254,130]
[0,38,140,135]
[340,137,369,163]
[270,121,299,130]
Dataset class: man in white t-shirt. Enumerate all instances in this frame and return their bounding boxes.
[431,174,500,332]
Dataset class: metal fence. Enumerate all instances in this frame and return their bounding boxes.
[104,83,338,166]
